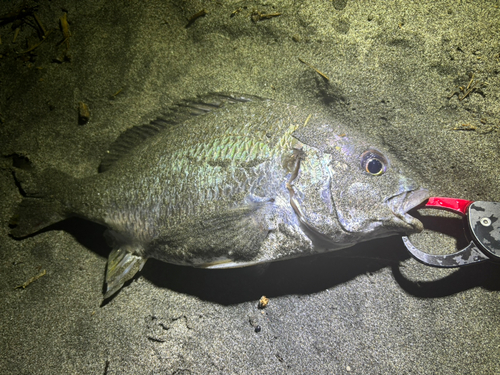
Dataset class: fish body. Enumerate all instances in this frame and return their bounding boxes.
[10,93,429,298]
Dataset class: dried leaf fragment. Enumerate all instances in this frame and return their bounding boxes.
[60,12,71,40]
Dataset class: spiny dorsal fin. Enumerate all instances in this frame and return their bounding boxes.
[99,93,263,172]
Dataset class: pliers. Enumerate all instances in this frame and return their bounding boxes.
[402,197,500,267]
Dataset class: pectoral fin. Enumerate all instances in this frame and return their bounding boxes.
[104,246,147,299]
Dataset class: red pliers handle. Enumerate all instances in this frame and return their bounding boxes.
[402,197,500,267]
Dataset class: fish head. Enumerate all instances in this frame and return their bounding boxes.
[326,137,429,241]
[295,122,429,243]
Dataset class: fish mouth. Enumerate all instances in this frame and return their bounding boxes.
[386,189,430,232]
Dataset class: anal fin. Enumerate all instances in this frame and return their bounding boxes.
[104,246,147,299]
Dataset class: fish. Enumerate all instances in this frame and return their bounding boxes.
[9,93,429,299]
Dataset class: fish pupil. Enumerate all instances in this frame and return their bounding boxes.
[366,158,383,175]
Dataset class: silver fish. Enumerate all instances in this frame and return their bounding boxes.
[9,93,429,299]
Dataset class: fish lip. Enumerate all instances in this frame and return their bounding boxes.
[386,188,430,232]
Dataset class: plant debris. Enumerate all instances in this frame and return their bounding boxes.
[298,57,329,81]
[451,121,499,134]
[186,9,207,28]
[15,269,46,289]
[78,102,90,125]
[251,10,281,23]
[448,73,486,101]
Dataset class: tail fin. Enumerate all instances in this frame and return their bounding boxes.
[10,167,75,238]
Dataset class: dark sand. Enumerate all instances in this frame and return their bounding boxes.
[1,1,499,374]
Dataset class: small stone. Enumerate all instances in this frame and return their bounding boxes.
[258,296,269,309]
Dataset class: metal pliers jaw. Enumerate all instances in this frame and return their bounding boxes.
[402,197,500,267]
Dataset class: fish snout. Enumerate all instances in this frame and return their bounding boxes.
[386,189,430,232]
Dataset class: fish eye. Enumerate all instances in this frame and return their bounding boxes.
[360,149,388,176]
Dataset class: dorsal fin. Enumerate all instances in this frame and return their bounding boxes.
[99,93,263,172]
